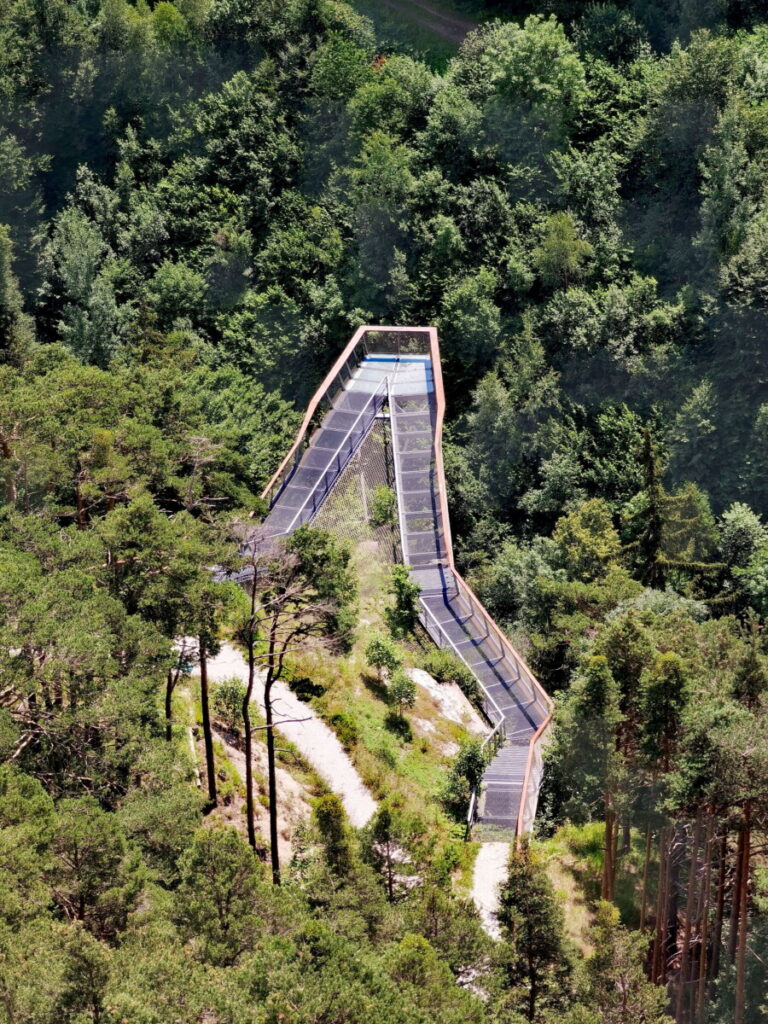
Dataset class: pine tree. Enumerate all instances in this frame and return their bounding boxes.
[497,841,572,1022]
[732,612,768,711]
[581,902,672,1024]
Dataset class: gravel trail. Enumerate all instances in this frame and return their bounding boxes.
[204,643,378,828]
[471,842,510,939]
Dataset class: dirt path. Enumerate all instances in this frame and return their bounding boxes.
[373,0,477,44]
[471,842,509,939]
[204,643,378,829]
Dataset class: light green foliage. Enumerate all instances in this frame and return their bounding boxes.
[731,614,768,710]
[449,15,587,140]
[213,677,247,733]
[349,56,437,138]
[553,498,622,582]
[148,260,207,329]
[0,225,32,363]
[174,825,263,965]
[365,631,402,680]
[719,501,767,567]
[421,648,480,704]
[311,31,375,101]
[439,268,501,377]
[533,212,594,289]
[388,668,417,718]
[661,482,718,564]
[369,484,397,527]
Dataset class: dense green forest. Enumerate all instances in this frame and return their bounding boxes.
[2,0,768,1021]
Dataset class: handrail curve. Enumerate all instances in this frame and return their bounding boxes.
[258,325,552,839]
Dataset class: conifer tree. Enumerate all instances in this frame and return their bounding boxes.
[497,841,572,1022]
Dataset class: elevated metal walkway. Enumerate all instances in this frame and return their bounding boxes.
[259,327,552,836]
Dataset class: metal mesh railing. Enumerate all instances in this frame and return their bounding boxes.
[362,329,431,357]
[452,574,550,725]
[264,378,388,535]
[312,418,401,563]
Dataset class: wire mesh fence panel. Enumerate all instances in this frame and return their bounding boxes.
[312,420,401,564]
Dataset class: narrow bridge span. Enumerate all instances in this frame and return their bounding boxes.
[259,326,552,837]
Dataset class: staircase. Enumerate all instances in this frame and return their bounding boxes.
[255,329,551,837]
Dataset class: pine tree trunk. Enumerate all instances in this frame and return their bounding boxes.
[640,823,652,932]
[198,636,217,810]
[602,806,615,900]
[728,826,745,964]
[165,669,174,742]
[695,817,714,1024]
[734,803,751,1024]
[243,628,257,851]
[622,819,631,854]
[676,815,700,1024]
[710,831,727,988]
[652,828,668,984]
[665,824,684,984]
[264,665,281,885]
[1,438,16,505]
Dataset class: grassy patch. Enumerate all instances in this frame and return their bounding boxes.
[536,822,653,953]
[453,840,481,898]
[284,538,476,836]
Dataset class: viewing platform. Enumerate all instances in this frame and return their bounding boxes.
[259,326,552,837]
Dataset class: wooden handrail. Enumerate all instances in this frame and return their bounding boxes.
[427,326,553,722]
[260,324,368,501]
[259,325,553,838]
[515,715,552,840]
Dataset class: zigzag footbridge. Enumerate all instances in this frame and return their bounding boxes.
[256,326,552,839]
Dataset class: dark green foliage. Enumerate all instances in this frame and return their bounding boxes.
[2,1,768,1019]
[496,841,573,1021]
[385,564,421,638]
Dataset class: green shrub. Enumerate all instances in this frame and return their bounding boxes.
[388,669,417,717]
[370,485,397,527]
[212,677,246,734]
[441,738,485,820]
[422,649,480,705]
[329,711,359,750]
[365,632,401,680]
[385,565,421,638]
